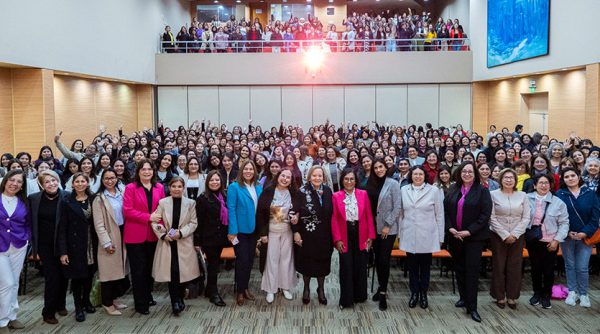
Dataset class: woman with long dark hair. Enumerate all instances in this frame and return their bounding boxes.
[227,161,263,306]
[58,173,97,322]
[195,170,230,306]
[256,169,300,303]
[367,159,401,310]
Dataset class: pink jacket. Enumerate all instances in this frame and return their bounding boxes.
[123,182,166,244]
[331,189,376,253]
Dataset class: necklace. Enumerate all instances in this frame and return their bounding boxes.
[44,192,58,200]
[3,194,17,204]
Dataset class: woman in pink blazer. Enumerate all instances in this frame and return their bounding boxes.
[123,158,165,315]
[331,168,376,310]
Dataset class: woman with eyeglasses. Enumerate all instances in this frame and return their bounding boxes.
[444,161,492,323]
[331,168,375,310]
[489,168,530,310]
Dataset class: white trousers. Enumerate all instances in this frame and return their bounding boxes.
[261,226,298,294]
[0,243,27,327]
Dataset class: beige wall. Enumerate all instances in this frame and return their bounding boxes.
[472,68,595,142]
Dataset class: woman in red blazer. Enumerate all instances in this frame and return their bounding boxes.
[123,158,166,315]
[331,168,376,310]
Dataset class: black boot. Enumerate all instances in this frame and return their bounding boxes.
[419,292,428,309]
[372,287,381,302]
[408,293,419,308]
[379,293,388,311]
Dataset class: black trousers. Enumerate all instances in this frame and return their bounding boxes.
[126,241,156,312]
[168,240,187,305]
[101,278,131,307]
[204,245,224,296]
[234,233,255,292]
[406,253,433,294]
[527,239,558,297]
[338,221,368,307]
[449,239,484,311]
[374,234,396,292]
[39,251,68,317]
[71,265,95,310]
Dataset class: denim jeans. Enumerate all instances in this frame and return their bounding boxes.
[561,238,593,295]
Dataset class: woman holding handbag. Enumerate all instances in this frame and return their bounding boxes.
[525,174,569,309]
[555,167,600,308]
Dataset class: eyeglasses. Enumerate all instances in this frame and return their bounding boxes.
[461,170,474,175]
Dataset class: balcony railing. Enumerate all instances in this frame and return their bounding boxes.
[158,38,470,54]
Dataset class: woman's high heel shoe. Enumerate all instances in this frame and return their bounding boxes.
[317,288,327,305]
[103,305,122,316]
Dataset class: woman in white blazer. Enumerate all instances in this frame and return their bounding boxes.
[398,165,445,310]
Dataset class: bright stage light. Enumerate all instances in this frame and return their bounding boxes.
[304,46,325,77]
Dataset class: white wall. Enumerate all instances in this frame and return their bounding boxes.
[0,0,190,83]
[439,0,470,34]
[156,51,473,85]
[158,84,472,129]
[470,0,600,81]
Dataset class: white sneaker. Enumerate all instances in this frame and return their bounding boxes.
[579,295,591,308]
[266,293,275,304]
[565,291,579,306]
[282,290,293,300]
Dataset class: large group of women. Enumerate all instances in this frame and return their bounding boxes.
[161,8,466,53]
[0,119,598,332]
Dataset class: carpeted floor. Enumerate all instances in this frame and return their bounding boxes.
[13,252,600,333]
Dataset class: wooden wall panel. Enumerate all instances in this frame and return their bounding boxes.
[54,76,98,147]
[471,81,488,137]
[54,75,152,149]
[137,85,154,130]
[585,64,600,142]
[477,68,587,142]
[0,69,14,153]
[12,69,45,154]
[42,69,56,149]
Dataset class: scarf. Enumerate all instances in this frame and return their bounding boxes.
[214,192,229,226]
[456,184,472,230]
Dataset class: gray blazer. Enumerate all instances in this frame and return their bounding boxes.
[375,177,402,235]
[526,192,570,242]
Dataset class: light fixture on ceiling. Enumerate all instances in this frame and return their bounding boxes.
[561,68,568,71]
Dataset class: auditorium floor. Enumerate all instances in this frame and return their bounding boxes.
[15,253,600,334]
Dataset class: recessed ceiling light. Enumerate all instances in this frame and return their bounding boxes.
[561,68,568,71]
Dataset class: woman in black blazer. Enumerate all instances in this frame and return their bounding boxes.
[58,173,97,322]
[195,170,230,307]
[444,161,492,323]
[29,170,69,325]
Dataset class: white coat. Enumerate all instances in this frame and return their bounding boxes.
[398,183,445,254]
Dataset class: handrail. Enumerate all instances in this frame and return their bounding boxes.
[158,38,470,53]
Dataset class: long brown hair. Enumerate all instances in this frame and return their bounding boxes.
[236,160,258,186]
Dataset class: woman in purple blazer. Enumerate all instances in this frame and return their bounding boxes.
[0,170,30,332]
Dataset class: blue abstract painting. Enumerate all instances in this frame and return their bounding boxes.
[487,0,550,68]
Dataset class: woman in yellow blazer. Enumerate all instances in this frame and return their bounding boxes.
[152,176,200,316]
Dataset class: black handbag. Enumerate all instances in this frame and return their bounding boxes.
[525,201,549,243]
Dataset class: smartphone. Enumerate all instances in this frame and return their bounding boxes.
[231,237,240,246]
[168,228,177,237]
